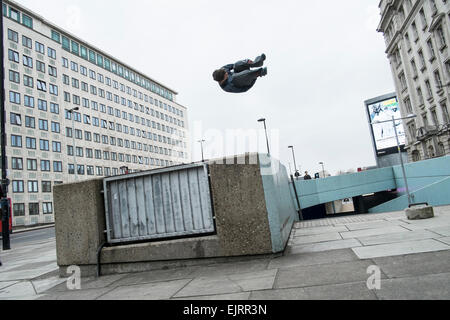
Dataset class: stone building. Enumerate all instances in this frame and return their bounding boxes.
[377,0,450,162]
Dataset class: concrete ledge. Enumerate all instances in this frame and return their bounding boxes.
[405,205,435,220]
[59,253,281,278]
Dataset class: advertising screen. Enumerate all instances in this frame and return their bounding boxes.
[367,96,405,151]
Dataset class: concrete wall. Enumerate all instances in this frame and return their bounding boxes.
[54,153,293,276]
[293,167,396,209]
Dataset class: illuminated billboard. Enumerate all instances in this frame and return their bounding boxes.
[366,94,405,152]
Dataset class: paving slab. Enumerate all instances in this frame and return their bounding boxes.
[356,229,439,246]
[249,287,309,300]
[0,281,36,300]
[303,282,378,300]
[376,273,450,300]
[293,225,348,237]
[32,276,67,294]
[189,258,270,278]
[287,239,362,255]
[0,281,19,290]
[437,237,450,245]
[38,287,114,300]
[173,277,242,298]
[340,226,409,240]
[289,232,342,246]
[352,239,450,259]
[111,267,199,288]
[373,250,450,278]
[268,249,358,269]
[274,260,377,289]
[47,274,128,292]
[98,279,192,300]
[428,226,450,237]
[228,269,278,292]
[340,220,408,231]
[172,292,251,300]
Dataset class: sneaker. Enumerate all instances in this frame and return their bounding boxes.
[260,67,268,77]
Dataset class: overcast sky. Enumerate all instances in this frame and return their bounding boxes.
[16,0,395,175]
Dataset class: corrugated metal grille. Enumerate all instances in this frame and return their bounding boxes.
[103,163,215,244]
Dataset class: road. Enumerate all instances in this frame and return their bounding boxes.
[1,227,55,247]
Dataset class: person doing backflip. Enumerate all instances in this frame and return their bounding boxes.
[212,54,268,93]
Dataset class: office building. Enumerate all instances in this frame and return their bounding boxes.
[1,0,190,226]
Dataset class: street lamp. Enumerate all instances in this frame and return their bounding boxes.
[319,162,325,178]
[68,107,79,181]
[371,114,417,206]
[198,139,206,162]
[258,118,270,155]
[288,146,300,178]
[1,0,11,252]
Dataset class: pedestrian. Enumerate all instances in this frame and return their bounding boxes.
[304,171,312,180]
[212,54,268,93]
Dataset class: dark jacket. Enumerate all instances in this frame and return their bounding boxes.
[219,64,254,93]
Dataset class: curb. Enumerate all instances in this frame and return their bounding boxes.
[11,224,55,235]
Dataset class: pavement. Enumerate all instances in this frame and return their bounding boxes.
[1,206,450,300]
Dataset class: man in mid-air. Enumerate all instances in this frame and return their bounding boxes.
[213,54,267,93]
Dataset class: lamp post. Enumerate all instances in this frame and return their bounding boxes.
[372,114,417,206]
[319,162,325,178]
[288,146,300,178]
[68,107,79,181]
[1,0,11,252]
[198,139,206,162]
[258,118,270,155]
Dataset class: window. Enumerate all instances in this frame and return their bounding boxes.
[411,59,418,77]
[48,47,56,59]
[51,122,60,133]
[425,80,433,98]
[39,119,48,131]
[77,165,85,175]
[13,204,25,217]
[26,137,36,149]
[49,84,58,96]
[11,135,22,147]
[427,39,436,60]
[70,61,78,72]
[53,161,63,172]
[9,91,20,104]
[71,41,79,55]
[23,75,33,88]
[12,181,24,193]
[10,113,22,126]
[80,65,87,76]
[62,36,70,51]
[86,148,93,158]
[418,50,426,69]
[42,181,52,193]
[29,203,39,216]
[87,166,94,176]
[8,49,19,63]
[67,145,74,156]
[49,66,57,77]
[62,57,69,68]
[9,70,20,84]
[27,159,37,171]
[22,14,33,28]
[50,103,60,114]
[96,167,103,176]
[25,95,35,108]
[38,99,47,111]
[76,147,83,157]
[43,203,53,215]
[22,35,32,49]
[12,157,23,170]
[7,29,18,42]
[41,160,51,172]
[22,55,33,68]
[441,102,449,124]
[35,41,45,54]
[25,116,35,128]
[72,78,79,88]
[40,139,49,151]
[52,141,61,153]
[37,80,47,92]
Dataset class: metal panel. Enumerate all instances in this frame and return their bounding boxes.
[104,163,215,244]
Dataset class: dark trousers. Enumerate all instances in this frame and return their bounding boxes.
[231,55,265,88]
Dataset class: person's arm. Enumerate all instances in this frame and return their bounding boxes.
[222,64,234,73]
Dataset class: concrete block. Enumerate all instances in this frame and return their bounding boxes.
[268,249,358,269]
[405,205,435,220]
[287,239,362,255]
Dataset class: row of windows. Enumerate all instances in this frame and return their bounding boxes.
[11,158,63,172]
[4,5,33,29]
[13,203,53,217]
[12,180,53,193]
[9,135,61,152]
[7,29,56,59]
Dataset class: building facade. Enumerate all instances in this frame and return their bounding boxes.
[377,0,450,162]
[1,0,190,226]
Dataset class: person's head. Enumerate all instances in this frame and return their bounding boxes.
[305,171,309,175]
[212,69,227,83]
